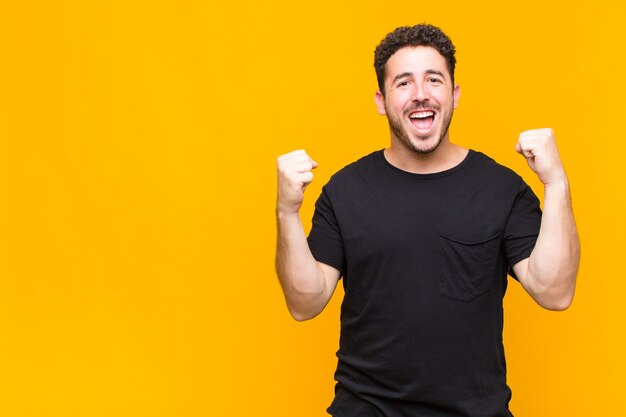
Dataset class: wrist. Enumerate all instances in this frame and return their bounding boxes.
[276,208,301,218]
[543,175,569,190]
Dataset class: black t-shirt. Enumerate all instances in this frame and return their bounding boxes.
[307,150,541,417]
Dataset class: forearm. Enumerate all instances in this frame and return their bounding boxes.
[275,211,330,321]
[526,178,580,309]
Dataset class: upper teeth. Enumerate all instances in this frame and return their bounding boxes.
[410,111,434,119]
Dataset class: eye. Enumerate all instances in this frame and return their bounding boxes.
[428,77,442,84]
[397,80,409,87]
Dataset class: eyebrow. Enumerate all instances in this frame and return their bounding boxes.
[391,69,447,85]
[425,69,446,78]
[391,72,414,84]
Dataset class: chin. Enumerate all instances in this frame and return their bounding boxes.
[408,136,442,154]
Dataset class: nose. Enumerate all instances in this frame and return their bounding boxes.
[411,82,429,102]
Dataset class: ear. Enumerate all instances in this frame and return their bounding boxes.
[453,84,461,109]
[374,90,387,115]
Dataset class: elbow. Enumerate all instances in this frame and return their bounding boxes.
[541,293,574,311]
[525,266,578,311]
[286,296,325,321]
[536,286,576,311]
[283,278,330,322]
[290,311,317,322]
[288,305,321,322]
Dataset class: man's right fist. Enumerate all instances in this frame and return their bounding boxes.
[277,150,318,214]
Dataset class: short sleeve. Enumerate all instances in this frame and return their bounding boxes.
[307,186,346,276]
[504,181,542,278]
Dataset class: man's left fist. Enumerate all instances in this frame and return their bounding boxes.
[515,128,566,185]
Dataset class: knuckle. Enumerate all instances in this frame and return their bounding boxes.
[278,149,307,162]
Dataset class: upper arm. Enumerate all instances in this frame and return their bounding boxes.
[318,261,341,302]
[512,256,574,311]
[512,257,532,293]
[512,256,556,309]
[504,181,541,296]
[288,261,340,321]
[308,186,347,276]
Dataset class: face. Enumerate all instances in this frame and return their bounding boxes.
[375,46,460,155]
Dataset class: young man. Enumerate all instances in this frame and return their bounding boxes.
[276,24,579,417]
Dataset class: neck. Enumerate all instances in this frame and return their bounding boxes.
[384,140,469,174]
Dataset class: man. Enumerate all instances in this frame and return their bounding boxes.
[275,24,579,417]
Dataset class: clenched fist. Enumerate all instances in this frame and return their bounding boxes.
[515,128,566,186]
[277,150,318,214]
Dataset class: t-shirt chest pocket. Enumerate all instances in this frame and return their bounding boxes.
[437,231,502,302]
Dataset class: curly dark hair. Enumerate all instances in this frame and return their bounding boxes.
[374,24,456,96]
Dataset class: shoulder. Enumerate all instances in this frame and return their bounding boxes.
[315,150,386,207]
[334,150,382,175]
[325,150,384,186]
[468,150,524,186]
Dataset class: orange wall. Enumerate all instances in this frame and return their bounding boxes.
[0,1,624,416]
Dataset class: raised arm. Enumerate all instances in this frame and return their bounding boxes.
[512,128,580,310]
[275,150,341,321]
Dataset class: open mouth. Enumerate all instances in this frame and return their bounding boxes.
[408,110,435,132]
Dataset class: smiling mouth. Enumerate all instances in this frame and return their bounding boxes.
[408,110,435,132]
